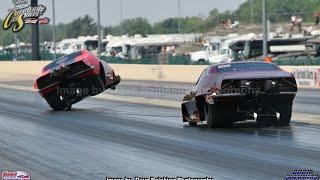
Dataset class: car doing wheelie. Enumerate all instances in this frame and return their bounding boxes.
[181,61,297,128]
[34,50,120,111]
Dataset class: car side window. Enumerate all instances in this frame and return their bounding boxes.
[196,69,207,85]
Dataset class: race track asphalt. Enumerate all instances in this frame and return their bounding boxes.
[0,84,319,180]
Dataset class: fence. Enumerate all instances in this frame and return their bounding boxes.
[104,55,320,66]
[2,51,320,66]
[0,50,64,61]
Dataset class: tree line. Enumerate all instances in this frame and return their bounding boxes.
[1,0,320,46]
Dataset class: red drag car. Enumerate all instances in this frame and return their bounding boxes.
[34,50,121,111]
[182,61,297,128]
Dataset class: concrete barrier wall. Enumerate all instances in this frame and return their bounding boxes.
[282,66,320,88]
[0,61,48,75]
[0,61,319,88]
[0,61,207,83]
[111,64,207,83]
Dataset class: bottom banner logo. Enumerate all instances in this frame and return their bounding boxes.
[1,171,30,180]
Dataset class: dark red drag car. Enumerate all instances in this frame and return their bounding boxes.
[34,50,121,111]
[182,61,297,128]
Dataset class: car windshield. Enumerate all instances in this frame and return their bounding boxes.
[202,45,209,51]
[213,62,278,73]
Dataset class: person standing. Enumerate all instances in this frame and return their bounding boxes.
[296,16,303,33]
[315,13,320,25]
[290,15,297,33]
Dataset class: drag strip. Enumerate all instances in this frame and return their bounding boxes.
[1,80,319,115]
[0,87,320,180]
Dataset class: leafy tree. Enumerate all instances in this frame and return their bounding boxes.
[183,17,205,33]
[65,15,97,38]
[153,17,205,33]
[120,17,152,36]
[2,0,320,47]
[55,23,69,41]
[235,0,320,23]
[39,24,52,42]
[0,30,15,46]
[204,9,235,30]
[153,18,180,34]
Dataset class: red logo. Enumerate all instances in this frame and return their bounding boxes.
[2,171,30,180]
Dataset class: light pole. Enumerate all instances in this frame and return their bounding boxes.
[120,0,124,35]
[262,0,268,59]
[52,0,56,59]
[13,2,18,61]
[178,0,181,34]
[250,0,253,24]
[97,0,101,57]
[120,0,123,23]
[31,0,40,60]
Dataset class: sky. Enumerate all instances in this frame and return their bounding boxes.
[1,0,246,26]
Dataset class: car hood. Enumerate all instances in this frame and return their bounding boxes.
[190,51,205,59]
[221,70,293,80]
[190,51,204,56]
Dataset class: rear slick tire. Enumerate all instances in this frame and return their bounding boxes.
[189,122,197,127]
[206,104,233,128]
[276,103,292,126]
[46,93,67,111]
